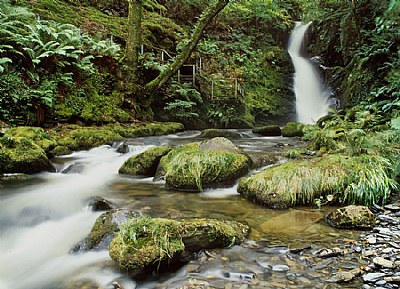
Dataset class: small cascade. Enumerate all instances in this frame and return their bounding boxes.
[288,22,331,124]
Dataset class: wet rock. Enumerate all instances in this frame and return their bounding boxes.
[87,197,114,211]
[85,209,141,250]
[62,163,85,174]
[158,139,251,192]
[109,217,250,271]
[116,142,129,154]
[373,257,394,269]
[199,129,243,139]
[362,272,386,282]
[248,153,279,169]
[0,136,56,174]
[252,125,281,137]
[119,145,173,176]
[271,264,289,272]
[326,205,376,229]
[314,247,343,258]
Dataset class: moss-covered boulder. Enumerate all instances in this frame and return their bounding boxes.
[237,154,396,208]
[4,126,57,153]
[158,138,251,191]
[199,129,243,139]
[326,205,376,229]
[281,122,305,137]
[0,136,55,174]
[49,145,72,157]
[85,209,141,250]
[252,125,282,136]
[109,216,249,271]
[119,146,173,176]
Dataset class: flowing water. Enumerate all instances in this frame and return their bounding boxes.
[288,22,331,124]
[0,131,364,289]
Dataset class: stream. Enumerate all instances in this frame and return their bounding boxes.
[0,130,365,289]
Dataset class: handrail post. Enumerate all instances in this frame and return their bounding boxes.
[193,65,196,86]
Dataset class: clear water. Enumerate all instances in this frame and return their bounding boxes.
[288,22,331,124]
[0,131,362,289]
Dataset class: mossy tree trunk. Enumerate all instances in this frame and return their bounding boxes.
[127,0,142,83]
[144,0,230,96]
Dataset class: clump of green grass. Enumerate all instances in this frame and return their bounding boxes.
[238,154,398,207]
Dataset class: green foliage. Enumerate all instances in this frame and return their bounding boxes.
[0,0,122,125]
[163,82,202,123]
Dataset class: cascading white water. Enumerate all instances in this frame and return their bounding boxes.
[0,145,152,289]
[288,22,331,124]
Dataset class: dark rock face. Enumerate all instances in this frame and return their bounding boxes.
[116,142,129,154]
[87,197,114,211]
[62,163,86,174]
[252,125,282,136]
[326,205,376,229]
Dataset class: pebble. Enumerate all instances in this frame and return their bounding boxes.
[363,273,386,282]
[271,265,290,272]
[373,257,394,268]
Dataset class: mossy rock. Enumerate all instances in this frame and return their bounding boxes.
[49,145,72,157]
[252,125,282,136]
[281,122,305,137]
[237,154,397,208]
[109,122,184,138]
[85,209,141,250]
[4,126,57,153]
[109,216,249,271]
[119,145,173,176]
[326,205,376,229]
[0,136,55,174]
[199,129,243,139]
[159,139,251,192]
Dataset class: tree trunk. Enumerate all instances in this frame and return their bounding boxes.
[144,0,230,95]
[127,0,143,82]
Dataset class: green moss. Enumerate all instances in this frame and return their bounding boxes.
[4,126,57,152]
[252,125,282,136]
[119,145,173,176]
[49,145,72,157]
[161,143,250,191]
[109,217,185,270]
[108,216,250,271]
[281,122,305,137]
[0,136,55,174]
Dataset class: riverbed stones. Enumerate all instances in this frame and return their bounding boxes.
[326,205,376,229]
[118,145,173,176]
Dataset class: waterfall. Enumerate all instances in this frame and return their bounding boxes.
[288,22,330,124]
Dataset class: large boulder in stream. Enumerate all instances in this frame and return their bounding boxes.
[156,137,252,191]
[109,216,250,271]
[238,154,396,209]
[84,209,141,250]
[326,205,376,229]
[199,129,243,139]
[0,136,55,174]
[119,145,173,176]
[252,125,281,136]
